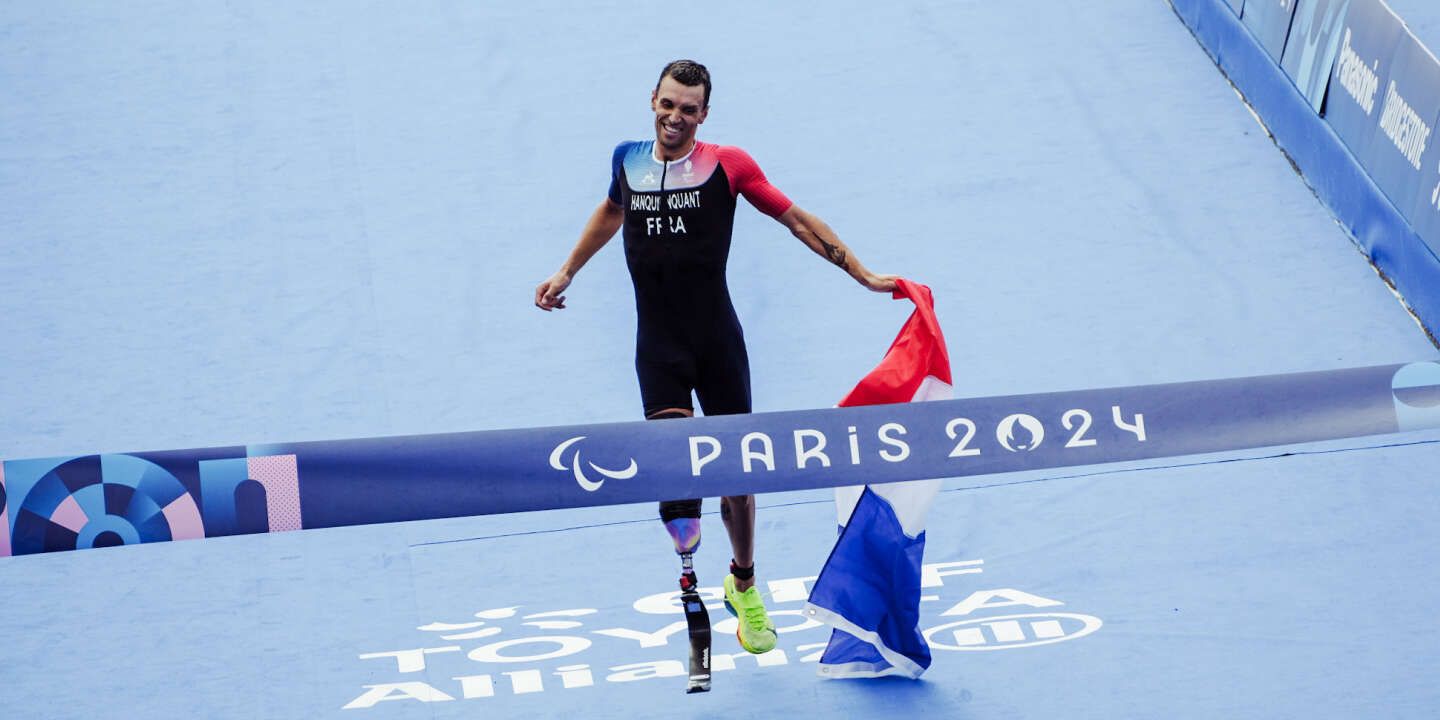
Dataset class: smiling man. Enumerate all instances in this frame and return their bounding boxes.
[535,59,896,658]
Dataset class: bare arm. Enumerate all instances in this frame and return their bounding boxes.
[777,205,897,292]
[535,199,625,310]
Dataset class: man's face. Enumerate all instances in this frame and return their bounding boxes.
[651,75,708,156]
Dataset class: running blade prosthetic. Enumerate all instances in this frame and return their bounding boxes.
[679,567,711,693]
[665,518,710,693]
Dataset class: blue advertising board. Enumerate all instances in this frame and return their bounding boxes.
[1322,0,1404,162]
[4,362,1440,557]
[1365,30,1440,231]
[1242,0,1300,61]
[1281,0,1352,112]
[1409,100,1440,258]
[1172,0,1440,340]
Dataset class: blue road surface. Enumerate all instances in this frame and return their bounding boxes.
[2,1,1439,718]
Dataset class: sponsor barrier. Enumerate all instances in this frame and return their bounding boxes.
[1322,0,1405,162]
[1172,0,1440,339]
[1316,1,1440,231]
[1390,33,1440,257]
[3,362,1438,557]
[1241,0,1301,60]
[1281,0,1352,111]
[1321,2,1440,260]
[1364,31,1440,209]
[1411,116,1440,249]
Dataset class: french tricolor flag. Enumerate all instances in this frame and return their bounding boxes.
[805,278,951,679]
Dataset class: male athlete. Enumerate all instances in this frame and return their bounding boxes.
[534,60,896,657]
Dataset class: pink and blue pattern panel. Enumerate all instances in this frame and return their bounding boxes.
[0,452,299,556]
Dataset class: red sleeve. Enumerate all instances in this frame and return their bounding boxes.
[716,145,794,218]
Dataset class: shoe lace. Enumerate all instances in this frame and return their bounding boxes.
[740,598,770,632]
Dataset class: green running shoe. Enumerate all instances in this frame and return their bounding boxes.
[723,573,777,654]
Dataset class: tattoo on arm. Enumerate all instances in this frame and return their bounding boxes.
[819,238,849,270]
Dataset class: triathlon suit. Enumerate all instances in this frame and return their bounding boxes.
[607,140,793,417]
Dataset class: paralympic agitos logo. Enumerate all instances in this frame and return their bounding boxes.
[549,436,639,492]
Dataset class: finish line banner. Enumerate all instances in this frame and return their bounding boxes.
[3,362,1439,557]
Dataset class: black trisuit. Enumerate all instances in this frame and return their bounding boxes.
[607,139,793,418]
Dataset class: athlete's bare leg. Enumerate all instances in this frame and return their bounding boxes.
[720,495,756,591]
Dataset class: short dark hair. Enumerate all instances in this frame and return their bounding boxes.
[656,59,711,108]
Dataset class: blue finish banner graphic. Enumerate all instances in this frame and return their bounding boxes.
[1241,0,1300,61]
[1281,0,1352,112]
[3,363,1439,557]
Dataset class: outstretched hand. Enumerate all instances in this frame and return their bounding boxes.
[861,272,900,293]
[535,271,572,311]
